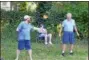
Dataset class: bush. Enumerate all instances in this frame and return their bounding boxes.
[1,2,88,41]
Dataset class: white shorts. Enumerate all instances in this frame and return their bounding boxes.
[39,33,46,37]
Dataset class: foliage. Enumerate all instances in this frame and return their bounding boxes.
[36,2,52,14]
[19,2,27,11]
[45,2,88,38]
[35,2,52,24]
[1,2,88,40]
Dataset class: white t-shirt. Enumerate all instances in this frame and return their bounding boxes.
[38,28,47,37]
[62,19,76,32]
[38,28,47,34]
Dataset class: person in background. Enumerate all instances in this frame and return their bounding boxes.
[15,15,40,60]
[38,24,52,45]
[61,13,79,56]
[57,21,62,40]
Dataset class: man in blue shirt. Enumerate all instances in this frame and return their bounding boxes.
[61,13,79,56]
[15,15,39,60]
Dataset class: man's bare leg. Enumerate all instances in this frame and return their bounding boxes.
[62,44,66,56]
[48,34,52,44]
[28,49,33,60]
[62,44,66,53]
[15,49,20,60]
[69,44,74,53]
[44,34,48,44]
[86,57,88,60]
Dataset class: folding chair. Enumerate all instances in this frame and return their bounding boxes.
[36,33,45,43]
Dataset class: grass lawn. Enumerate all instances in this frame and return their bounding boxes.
[1,38,88,60]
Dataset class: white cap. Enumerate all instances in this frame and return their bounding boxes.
[24,15,31,20]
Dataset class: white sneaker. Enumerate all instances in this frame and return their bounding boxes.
[30,58,33,60]
[15,58,18,60]
[45,42,48,45]
[49,42,52,45]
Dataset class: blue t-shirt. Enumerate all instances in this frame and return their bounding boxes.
[17,21,33,40]
[62,19,76,32]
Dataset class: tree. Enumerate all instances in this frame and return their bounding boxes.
[19,2,27,12]
[35,2,52,24]
[47,2,88,38]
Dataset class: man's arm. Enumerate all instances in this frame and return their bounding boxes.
[33,27,40,31]
[74,26,79,36]
[16,22,23,32]
[16,28,19,32]
[32,26,47,34]
[73,20,79,36]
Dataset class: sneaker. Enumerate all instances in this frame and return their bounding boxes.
[15,58,18,60]
[45,42,48,45]
[30,58,33,60]
[62,53,65,56]
[49,42,52,45]
[69,52,74,55]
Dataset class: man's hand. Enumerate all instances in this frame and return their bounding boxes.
[74,26,79,37]
[16,28,19,32]
[33,27,39,31]
[38,28,47,34]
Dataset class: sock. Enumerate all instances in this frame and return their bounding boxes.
[62,51,65,53]
[70,50,73,53]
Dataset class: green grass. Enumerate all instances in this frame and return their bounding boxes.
[1,37,88,60]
